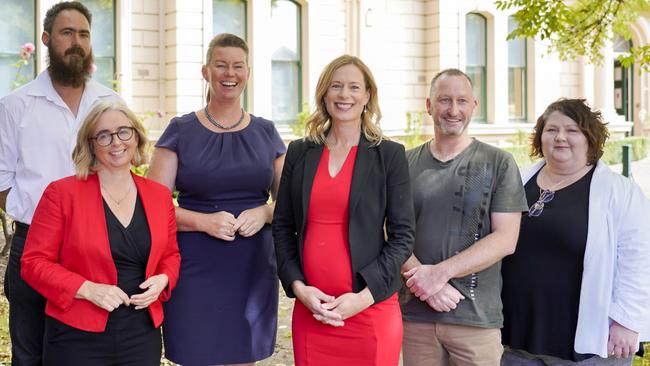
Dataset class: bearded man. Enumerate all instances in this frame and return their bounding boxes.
[0,2,123,365]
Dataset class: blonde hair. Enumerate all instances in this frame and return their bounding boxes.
[304,55,384,145]
[72,101,149,179]
[204,33,249,103]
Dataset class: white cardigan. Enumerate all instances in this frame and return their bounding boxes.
[522,160,650,357]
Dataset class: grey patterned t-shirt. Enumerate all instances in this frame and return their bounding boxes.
[400,139,528,328]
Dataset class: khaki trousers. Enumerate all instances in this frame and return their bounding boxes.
[403,321,503,366]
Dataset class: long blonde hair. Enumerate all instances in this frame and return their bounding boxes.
[304,55,384,145]
[72,101,148,179]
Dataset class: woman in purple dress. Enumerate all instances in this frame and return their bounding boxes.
[148,33,286,366]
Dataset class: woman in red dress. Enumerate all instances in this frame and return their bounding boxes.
[273,55,415,365]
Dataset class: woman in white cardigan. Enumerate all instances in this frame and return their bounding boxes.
[501,98,650,365]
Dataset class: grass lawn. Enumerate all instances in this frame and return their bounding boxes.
[635,344,650,366]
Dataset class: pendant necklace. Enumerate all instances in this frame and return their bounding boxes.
[539,165,590,192]
[204,106,245,130]
[101,182,132,206]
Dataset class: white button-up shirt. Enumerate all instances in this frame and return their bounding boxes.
[0,71,124,224]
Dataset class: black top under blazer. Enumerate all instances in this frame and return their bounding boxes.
[272,135,415,303]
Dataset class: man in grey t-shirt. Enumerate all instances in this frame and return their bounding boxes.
[400,69,528,366]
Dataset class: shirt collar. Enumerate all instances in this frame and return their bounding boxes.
[26,70,114,101]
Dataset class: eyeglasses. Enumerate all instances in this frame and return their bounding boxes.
[90,127,135,147]
[528,189,555,217]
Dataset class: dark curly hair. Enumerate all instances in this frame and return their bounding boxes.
[44,1,92,35]
[531,98,609,165]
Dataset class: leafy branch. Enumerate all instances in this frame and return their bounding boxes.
[495,0,650,72]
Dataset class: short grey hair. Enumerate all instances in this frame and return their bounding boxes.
[429,68,474,97]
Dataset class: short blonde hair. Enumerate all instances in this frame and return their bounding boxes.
[304,55,384,145]
[72,101,149,179]
[204,33,249,103]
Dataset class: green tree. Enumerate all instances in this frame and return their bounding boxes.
[496,0,650,72]
[290,105,311,138]
[404,111,427,149]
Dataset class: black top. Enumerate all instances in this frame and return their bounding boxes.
[103,195,151,322]
[502,166,595,361]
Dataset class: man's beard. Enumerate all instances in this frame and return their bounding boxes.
[47,44,93,88]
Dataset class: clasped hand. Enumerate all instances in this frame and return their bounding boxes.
[403,265,464,312]
[76,281,130,312]
[130,274,169,310]
[403,264,450,301]
[201,206,268,241]
[423,283,465,312]
[293,282,374,327]
[319,291,374,325]
[77,274,169,312]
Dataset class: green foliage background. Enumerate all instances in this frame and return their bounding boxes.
[496,0,650,71]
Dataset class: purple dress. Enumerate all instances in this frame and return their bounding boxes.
[157,112,285,365]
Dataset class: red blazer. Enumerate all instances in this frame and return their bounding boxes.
[21,173,180,332]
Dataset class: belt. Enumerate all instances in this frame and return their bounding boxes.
[13,221,29,238]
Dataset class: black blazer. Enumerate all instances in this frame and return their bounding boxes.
[273,135,415,303]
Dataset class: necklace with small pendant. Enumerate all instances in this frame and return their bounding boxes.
[204,106,245,130]
[101,182,132,206]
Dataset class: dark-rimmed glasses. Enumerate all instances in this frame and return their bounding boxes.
[90,126,135,147]
[528,189,555,217]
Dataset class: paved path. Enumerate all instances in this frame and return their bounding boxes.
[610,155,650,198]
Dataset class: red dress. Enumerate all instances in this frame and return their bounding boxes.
[292,146,403,366]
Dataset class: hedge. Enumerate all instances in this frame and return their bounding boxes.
[503,136,650,167]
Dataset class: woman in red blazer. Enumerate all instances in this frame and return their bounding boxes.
[21,101,180,366]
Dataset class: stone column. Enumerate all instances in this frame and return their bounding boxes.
[249,1,272,118]
[164,0,204,118]
[490,12,508,124]
[592,41,622,122]
[579,56,594,106]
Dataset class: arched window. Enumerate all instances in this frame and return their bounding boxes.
[465,13,487,121]
[271,0,302,126]
[213,0,247,39]
[508,16,526,121]
[85,0,116,89]
[0,0,36,96]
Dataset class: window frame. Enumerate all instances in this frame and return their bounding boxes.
[85,0,117,90]
[507,16,527,122]
[212,0,247,39]
[270,0,303,127]
[212,0,249,109]
[0,0,37,96]
[465,12,487,123]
